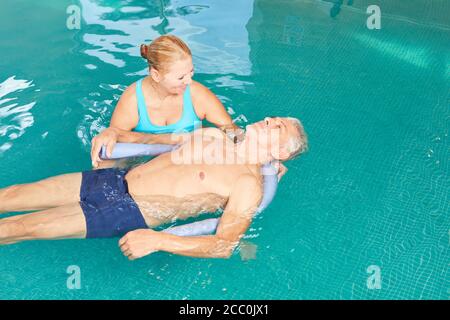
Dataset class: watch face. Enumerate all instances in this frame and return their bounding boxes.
[226,129,245,144]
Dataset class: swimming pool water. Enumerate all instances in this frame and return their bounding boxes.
[0,0,448,299]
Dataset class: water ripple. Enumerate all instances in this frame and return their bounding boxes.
[76,82,124,150]
[78,0,252,76]
[0,76,36,156]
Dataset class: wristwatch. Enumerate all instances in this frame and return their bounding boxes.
[225,128,245,144]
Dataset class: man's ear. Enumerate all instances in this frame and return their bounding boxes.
[150,67,161,82]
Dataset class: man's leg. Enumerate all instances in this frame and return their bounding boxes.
[0,172,82,214]
[0,203,86,244]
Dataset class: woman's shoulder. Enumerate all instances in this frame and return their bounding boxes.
[117,81,138,106]
[190,80,222,112]
[110,81,140,126]
[124,80,138,96]
[190,80,213,99]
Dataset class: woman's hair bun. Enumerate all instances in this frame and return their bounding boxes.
[140,44,148,59]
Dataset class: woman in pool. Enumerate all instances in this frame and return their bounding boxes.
[90,34,242,168]
[90,34,286,177]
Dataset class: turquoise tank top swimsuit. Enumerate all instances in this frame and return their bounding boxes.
[133,78,201,134]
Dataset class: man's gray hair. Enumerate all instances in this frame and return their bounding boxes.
[284,117,308,160]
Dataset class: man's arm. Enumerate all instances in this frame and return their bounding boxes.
[119,174,262,259]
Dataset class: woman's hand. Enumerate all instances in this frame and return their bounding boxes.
[119,229,160,260]
[272,161,288,181]
[90,127,119,168]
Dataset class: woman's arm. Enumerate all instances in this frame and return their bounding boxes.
[91,83,145,167]
[190,81,245,143]
[191,81,240,130]
[108,83,142,141]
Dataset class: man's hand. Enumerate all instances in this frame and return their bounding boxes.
[119,229,160,260]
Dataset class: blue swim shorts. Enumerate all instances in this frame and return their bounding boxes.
[79,168,148,238]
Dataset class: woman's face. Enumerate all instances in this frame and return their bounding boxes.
[154,57,194,95]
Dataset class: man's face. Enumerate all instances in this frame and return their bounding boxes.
[245,117,298,161]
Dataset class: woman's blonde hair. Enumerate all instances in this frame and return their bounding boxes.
[140,35,192,74]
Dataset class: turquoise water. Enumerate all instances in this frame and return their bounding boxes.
[0,0,448,299]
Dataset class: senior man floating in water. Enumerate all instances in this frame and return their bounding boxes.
[0,117,307,259]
